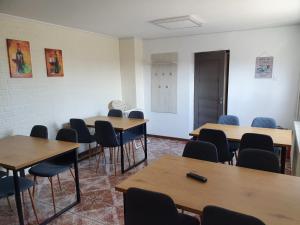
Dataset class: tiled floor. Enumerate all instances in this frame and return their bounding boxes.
[0,137,291,225]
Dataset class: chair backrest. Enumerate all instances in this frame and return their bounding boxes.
[53,128,78,165]
[128,111,144,119]
[125,188,180,225]
[183,141,218,162]
[30,125,48,139]
[94,121,119,147]
[239,133,273,152]
[251,117,276,128]
[56,128,78,143]
[237,148,280,173]
[218,115,240,125]
[108,109,123,117]
[198,129,230,163]
[202,205,266,225]
[70,118,92,143]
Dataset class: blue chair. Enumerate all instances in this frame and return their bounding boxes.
[125,188,200,225]
[183,141,218,162]
[29,128,78,213]
[94,120,131,175]
[202,205,265,225]
[218,115,239,126]
[198,129,234,164]
[237,148,280,173]
[30,125,48,138]
[218,115,240,159]
[0,176,39,223]
[70,118,96,163]
[251,117,276,128]
[108,109,123,117]
[0,170,7,178]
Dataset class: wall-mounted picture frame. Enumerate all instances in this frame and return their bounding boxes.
[45,48,64,77]
[6,39,33,78]
[255,56,273,78]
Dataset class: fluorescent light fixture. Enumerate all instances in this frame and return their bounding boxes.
[150,15,203,30]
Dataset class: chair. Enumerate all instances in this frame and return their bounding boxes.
[218,115,239,125]
[182,141,218,162]
[198,129,233,164]
[70,118,96,163]
[201,205,265,225]
[94,121,131,175]
[0,176,39,223]
[239,133,274,153]
[237,148,280,173]
[30,125,48,139]
[251,117,276,128]
[108,109,123,117]
[218,115,240,159]
[126,111,145,164]
[125,188,200,225]
[29,128,78,213]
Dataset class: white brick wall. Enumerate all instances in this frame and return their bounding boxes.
[0,14,122,141]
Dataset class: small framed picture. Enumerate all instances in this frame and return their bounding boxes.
[6,39,33,78]
[45,48,64,77]
[255,56,273,78]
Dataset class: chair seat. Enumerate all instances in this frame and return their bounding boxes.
[29,162,69,177]
[0,176,34,198]
[178,213,200,225]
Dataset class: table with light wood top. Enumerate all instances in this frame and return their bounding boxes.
[116,155,300,225]
[0,135,80,225]
[84,115,148,173]
[190,123,292,173]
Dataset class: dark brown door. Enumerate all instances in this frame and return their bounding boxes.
[194,50,229,129]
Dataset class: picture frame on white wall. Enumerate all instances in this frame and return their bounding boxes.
[255,56,273,78]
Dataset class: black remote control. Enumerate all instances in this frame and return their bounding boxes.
[186,172,207,183]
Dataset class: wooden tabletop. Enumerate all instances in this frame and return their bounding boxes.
[84,115,148,131]
[0,135,80,170]
[190,123,292,147]
[116,155,300,225]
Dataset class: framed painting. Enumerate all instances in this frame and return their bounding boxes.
[45,48,64,77]
[255,56,273,78]
[6,39,33,78]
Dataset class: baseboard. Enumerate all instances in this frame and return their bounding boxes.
[148,134,190,142]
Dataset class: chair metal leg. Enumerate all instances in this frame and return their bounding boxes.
[113,147,117,176]
[57,174,62,191]
[48,177,56,213]
[95,146,102,173]
[88,143,91,166]
[28,189,39,224]
[124,144,131,166]
[6,197,12,210]
[139,138,145,151]
[117,147,120,163]
[131,141,136,165]
[32,176,37,199]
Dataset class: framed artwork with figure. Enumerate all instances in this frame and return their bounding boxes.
[6,39,33,78]
[45,48,64,77]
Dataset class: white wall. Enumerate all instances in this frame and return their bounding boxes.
[143,26,300,138]
[0,14,122,139]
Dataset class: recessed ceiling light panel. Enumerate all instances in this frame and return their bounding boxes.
[150,15,203,30]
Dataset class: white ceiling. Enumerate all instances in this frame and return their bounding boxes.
[0,0,299,39]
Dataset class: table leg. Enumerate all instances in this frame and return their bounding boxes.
[281,147,287,174]
[123,193,127,225]
[13,170,24,225]
[144,123,148,160]
[120,131,125,173]
[73,149,81,203]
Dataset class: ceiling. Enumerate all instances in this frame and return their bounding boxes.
[0,0,299,39]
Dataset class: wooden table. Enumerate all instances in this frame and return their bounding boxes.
[0,135,80,225]
[190,123,292,173]
[116,155,300,225]
[84,115,148,173]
